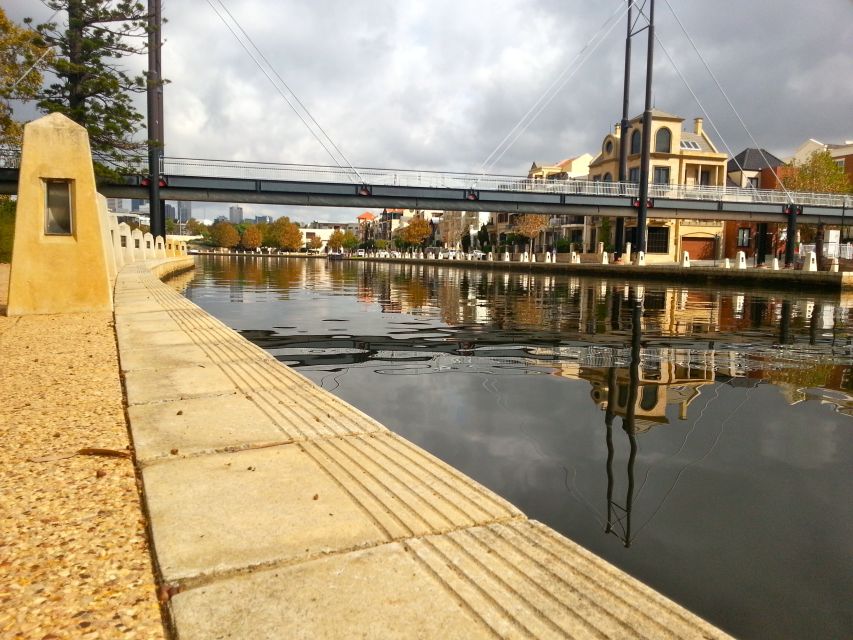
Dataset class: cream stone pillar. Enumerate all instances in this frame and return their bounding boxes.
[131,228,145,262]
[179,241,188,256]
[143,232,155,259]
[96,196,117,283]
[118,222,133,263]
[155,235,166,258]
[108,211,124,273]
[7,113,113,315]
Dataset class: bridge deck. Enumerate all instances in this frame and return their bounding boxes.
[118,257,733,639]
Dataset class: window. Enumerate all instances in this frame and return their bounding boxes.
[647,226,669,253]
[592,175,601,182]
[630,130,641,154]
[134,239,140,248]
[605,140,613,155]
[737,228,750,247]
[653,166,670,184]
[655,127,672,153]
[44,180,73,235]
[700,170,711,186]
[629,167,640,183]
[603,173,613,182]
[835,158,846,169]
[747,176,759,189]
[121,236,127,248]
[680,140,701,151]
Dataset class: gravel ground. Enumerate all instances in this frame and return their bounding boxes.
[0,264,166,639]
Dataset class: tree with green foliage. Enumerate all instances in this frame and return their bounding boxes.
[0,8,50,145]
[0,199,16,262]
[327,229,344,252]
[342,230,359,252]
[27,1,151,172]
[185,217,204,235]
[208,220,239,248]
[787,150,851,194]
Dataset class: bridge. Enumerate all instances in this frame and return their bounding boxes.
[1,152,850,224]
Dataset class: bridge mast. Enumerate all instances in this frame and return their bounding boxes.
[614,1,633,260]
[147,0,164,238]
[636,0,655,255]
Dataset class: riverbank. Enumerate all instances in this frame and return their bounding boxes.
[117,257,732,638]
[0,263,166,639]
[189,250,853,291]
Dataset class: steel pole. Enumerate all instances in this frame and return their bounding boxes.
[147,0,163,237]
[614,0,633,259]
[636,0,655,254]
[785,207,797,267]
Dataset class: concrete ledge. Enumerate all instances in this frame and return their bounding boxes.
[116,257,732,639]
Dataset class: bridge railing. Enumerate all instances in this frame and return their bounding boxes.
[1,146,851,209]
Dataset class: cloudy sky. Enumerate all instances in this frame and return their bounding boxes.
[9,0,853,223]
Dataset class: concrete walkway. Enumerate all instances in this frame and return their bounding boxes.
[119,258,733,639]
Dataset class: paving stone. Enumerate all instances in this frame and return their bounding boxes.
[124,363,239,405]
[119,342,212,372]
[143,445,389,581]
[129,393,288,461]
[170,542,492,640]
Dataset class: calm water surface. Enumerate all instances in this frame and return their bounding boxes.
[177,256,853,640]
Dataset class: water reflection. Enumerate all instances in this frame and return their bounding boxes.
[179,256,853,640]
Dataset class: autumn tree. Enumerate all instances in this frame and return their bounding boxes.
[787,150,851,194]
[265,216,302,250]
[327,229,344,252]
[27,1,151,170]
[398,217,432,247]
[209,220,239,248]
[514,214,547,251]
[308,235,323,251]
[0,8,50,145]
[241,224,262,250]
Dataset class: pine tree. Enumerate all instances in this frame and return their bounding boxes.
[26,1,151,171]
[0,8,50,145]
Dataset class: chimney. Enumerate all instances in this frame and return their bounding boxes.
[694,117,704,136]
[614,123,621,136]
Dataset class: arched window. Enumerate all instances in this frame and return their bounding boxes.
[604,140,613,155]
[603,173,613,182]
[655,127,672,153]
[630,130,641,154]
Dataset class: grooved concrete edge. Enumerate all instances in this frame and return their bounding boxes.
[116,257,734,640]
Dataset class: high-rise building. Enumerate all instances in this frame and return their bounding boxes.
[165,203,176,221]
[255,215,273,224]
[131,199,144,212]
[106,197,126,212]
[229,205,244,224]
[178,201,192,223]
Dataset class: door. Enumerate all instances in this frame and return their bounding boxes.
[682,237,715,260]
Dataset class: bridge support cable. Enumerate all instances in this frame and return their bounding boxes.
[659,0,794,203]
[475,0,630,180]
[205,0,365,184]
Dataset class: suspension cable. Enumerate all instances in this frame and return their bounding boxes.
[205,0,364,182]
[660,0,793,201]
[213,0,363,182]
[478,0,630,176]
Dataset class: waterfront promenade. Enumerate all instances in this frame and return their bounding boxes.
[2,255,734,638]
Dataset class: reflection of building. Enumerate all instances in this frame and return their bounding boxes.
[588,110,728,262]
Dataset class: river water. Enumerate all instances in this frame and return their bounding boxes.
[177,255,853,639]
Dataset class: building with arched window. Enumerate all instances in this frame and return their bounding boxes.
[587,109,729,263]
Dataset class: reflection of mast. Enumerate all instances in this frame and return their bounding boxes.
[605,288,642,547]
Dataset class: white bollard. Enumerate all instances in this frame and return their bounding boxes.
[545,252,552,264]
[437,252,443,260]
[624,242,632,264]
[807,251,818,272]
[531,254,537,263]
[570,251,580,265]
[681,251,690,268]
[488,251,494,261]
[831,257,839,273]
[597,242,604,255]
[601,252,608,265]
[636,251,646,266]
[724,258,731,269]
[736,251,747,270]
[551,249,557,263]
[772,257,780,271]
[503,251,510,262]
